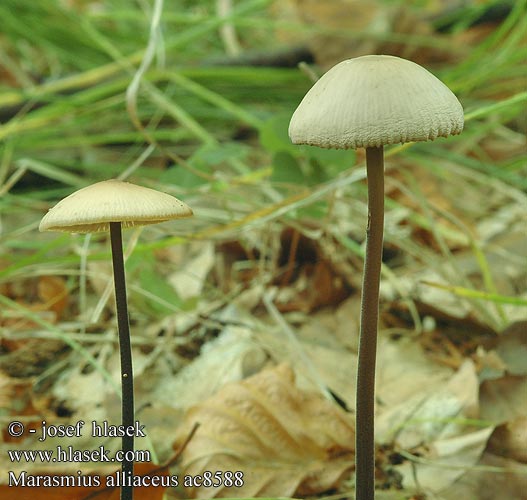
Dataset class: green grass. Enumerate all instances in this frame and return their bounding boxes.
[0,0,525,325]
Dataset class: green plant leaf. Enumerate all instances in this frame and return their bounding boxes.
[127,253,184,316]
[271,151,305,185]
[259,114,297,154]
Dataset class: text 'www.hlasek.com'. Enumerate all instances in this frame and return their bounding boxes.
[6,419,244,489]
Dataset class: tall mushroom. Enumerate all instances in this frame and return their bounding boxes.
[288,55,463,500]
[40,179,193,500]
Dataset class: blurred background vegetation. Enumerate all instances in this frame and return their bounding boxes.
[0,0,525,378]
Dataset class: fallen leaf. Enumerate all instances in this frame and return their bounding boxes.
[439,452,527,500]
[0,339,68,378]
[480,375,527,424]
[151,319,268,411]
[0,275,68,330]
[0,373,43,443]
[378,359,493,493]
[494,320,527,376]
[487,416,527,464]
[37,275,69,319]
[174,363,354,498]
[168,242,215,299]
[271,0,446,69]
[396,427,494,494]
[376,335,454,425]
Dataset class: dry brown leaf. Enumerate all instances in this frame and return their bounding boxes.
[439,451,527,500]
[168,242,215,300]
[271,0,448,69]
[377,359,479,449]
[37,275,69,319]
[480,375,527,425]
[0,275,68,331]
[494,321,527,376]
[0,373,43,443]
[377,359,493,493]
[273,228,351,313]
[386,162,472,253]
[151,325,267,411]
[0,338,68,378]
[487,416,527,464]
[174,363,354,498]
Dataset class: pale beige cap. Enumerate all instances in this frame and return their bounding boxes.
[40,179,193,233]
[289,55,464,149]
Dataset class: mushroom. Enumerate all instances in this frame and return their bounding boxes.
[40,179,192,500]
[289,55,463,500]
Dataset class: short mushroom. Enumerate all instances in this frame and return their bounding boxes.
[289,55,463,500]
[40,179,193,500]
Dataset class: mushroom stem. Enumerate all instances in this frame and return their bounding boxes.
[356,146,384,500]
[109,221,134,500]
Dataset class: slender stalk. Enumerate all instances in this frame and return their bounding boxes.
[110,222,134,500]
[355,146,385,500]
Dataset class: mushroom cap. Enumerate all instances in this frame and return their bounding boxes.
[289,55,464,149]
[39,179,193,233]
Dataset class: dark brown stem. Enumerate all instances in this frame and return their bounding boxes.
[356,146,384,500]
[110,222,134,500]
